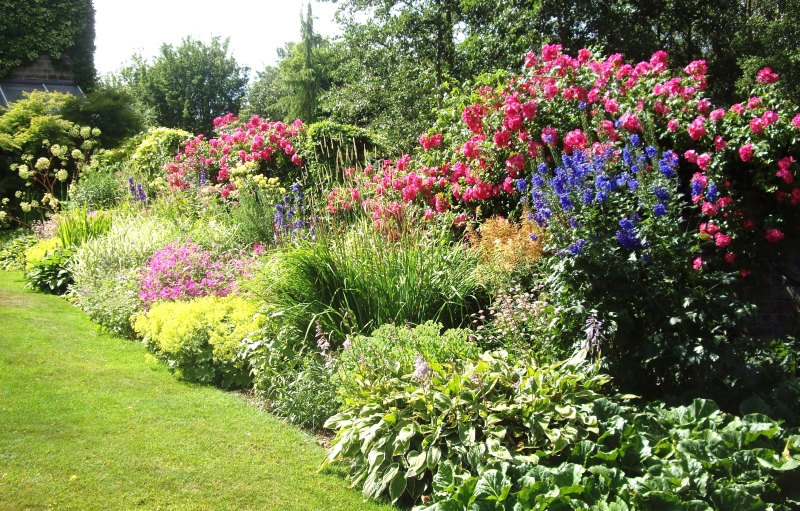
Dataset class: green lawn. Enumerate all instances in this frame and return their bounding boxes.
[0,271,392,511]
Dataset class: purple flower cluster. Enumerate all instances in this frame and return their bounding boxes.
[274,183,314,244]
[616,216,644,250]
[138,240,253,306]
[128,177,148,203]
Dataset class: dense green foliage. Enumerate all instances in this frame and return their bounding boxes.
[3,5,800,509]
[23,244,72,293]
[60,83,146,148]
[0,0,96,89]
[122,37,249,135]
[324,350,610,504]
[421,398,800,510]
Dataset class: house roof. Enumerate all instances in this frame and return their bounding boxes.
[0,80,84,108]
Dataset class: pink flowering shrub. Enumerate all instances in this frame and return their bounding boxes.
[138,240,253,306]
[321,45,800,400]
[324,45,798,273]
[163,114,305,199]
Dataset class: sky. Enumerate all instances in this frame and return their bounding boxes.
[93,0,342,79]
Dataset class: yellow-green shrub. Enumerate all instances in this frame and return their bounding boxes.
[133,295,265,388]
[24,238,62,267]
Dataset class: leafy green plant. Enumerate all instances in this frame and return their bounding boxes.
[24,237,61,267]
[133,295,265,388]
[24,245,73,294]
[0,233,37,270]
[230,178,284,245]
[262,220,484,346]
[420,399,800,510]
[253,348,339,430]
[335,321,479,397]
[69,213,180,336]
[322,350,609,504]
[67,167,126,209]
[56,207,112,248]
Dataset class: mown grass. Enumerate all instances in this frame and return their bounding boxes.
[0,271,393,511]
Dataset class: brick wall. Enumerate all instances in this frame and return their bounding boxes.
[10,55,75,83]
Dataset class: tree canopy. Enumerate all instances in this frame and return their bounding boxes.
[122,37,249,135]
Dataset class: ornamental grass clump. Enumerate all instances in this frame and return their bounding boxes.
[56,207,112,248]
[262,219,484,346]
[69,214,181,337]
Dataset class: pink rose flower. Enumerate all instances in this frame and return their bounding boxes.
[697,153,711,170]
[757,67,779,84]
[739,144,754,162]
[667,118,680,131]
[709,108,725,122]
[715,232,732,247]
[765,228,785,243]
[702,201,720,217]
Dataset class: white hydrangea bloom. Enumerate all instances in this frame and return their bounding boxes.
[35,157,50,171]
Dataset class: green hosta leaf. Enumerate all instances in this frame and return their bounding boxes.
[637,490,684,510]
[458,422,476,444]
[434,392,453,410]
[570,440,596,465]
[368,448,385,471]
[740,414,780,445]
[757,455,800,472]
[407,450,428,478]
[427,445,442,469]
[677,439,715,464]
[397,423,416,443]
[553,463,583,487]
[682,502,713,511]
[382,462,400,484]
[712,486,767,511]
[472,469,511,502]
[486,437,512,460]
[588,465,627,491]
[388,468,407,503]
[739,396,773,416]
[432,462,455,493]
[362,469,387,499]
